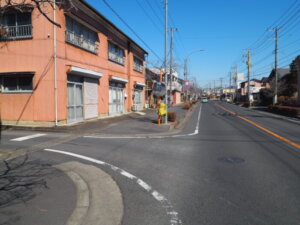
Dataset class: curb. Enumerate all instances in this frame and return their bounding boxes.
[174,103,199,130]
[55,161,123,225]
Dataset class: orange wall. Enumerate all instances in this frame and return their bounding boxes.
[0,7,55,122]
[0,5,146,124]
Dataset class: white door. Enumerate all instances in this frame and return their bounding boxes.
[84,78,98,119]
[109,86,124,115]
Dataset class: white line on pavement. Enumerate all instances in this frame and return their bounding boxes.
[83,104,203,140]
[10,133,46,142]
[135,112,146,116]
[44,148,182,225]
[137,179,152,192]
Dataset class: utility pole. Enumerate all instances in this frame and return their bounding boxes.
[169,28,177,105]
[184,58,188,101]
[229,72,232,89]
[234,65,237,102]
[213,80,216,95]
[164,0,168,124]
[220,78,223,89]
[247,50,251,106]
[273,27,279,105]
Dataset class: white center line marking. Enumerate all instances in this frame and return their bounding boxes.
[44,148,182,225]
[10,133,46,142]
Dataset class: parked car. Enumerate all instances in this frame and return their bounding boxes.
[201,97,208,103]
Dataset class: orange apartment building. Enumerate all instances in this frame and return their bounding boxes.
[0,0,147,126]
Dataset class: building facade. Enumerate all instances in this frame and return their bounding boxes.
[0,0,147,126]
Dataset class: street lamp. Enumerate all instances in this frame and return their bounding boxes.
[184,49,204,101]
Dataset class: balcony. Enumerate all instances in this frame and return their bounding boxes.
[133,64,143,73]
[66,30,98,54]
[108,52,125,65]
[0,25,32,40]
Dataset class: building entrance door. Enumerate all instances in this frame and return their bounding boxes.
[67,75,84,123]
[133,89,143,111]
[109,85,124,115]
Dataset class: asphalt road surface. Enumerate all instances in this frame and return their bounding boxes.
[1,101,300,225]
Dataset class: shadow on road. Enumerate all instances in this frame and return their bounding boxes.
[0,155,56,208]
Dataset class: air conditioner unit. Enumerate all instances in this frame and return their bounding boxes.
[132,105,138,111]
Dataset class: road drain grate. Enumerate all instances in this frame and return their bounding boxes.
[218,157,245,164]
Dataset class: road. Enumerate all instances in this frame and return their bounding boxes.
[1,101,300,225]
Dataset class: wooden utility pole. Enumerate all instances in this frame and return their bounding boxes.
[247,50,251,106]
[213,80,216,95]
[234,65,237,102]
[274,28,279,105]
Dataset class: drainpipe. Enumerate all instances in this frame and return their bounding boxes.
[53,0,58,126]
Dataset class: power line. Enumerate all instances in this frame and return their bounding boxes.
[152,0,186,69]
[146,0,164,26]
[102,0,163,62]
[278,7,300,29]
[135,0,164,35]
[271,0,299,28]
[231,0,300,77]
[279,17,300,38]
[248,0,299,50]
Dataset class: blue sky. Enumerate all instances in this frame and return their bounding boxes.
[88,0,299,88]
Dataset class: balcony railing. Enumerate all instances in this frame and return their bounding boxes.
[108,51,125,65]
[66,30,98,54]
[133,64,143,73]
[0,25,32,40]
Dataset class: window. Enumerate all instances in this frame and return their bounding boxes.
[65,16,99,54]
[133,57,143,73]
[1,74,33,92]
[108,42,125,65]
[0,12,32,40]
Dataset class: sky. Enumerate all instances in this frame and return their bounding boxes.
[88,0,299,88]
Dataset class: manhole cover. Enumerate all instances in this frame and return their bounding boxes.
[218,157,245,164]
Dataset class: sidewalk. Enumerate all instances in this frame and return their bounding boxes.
[2,103,195,136]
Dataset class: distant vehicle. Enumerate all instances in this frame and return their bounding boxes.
[201,97,208,103]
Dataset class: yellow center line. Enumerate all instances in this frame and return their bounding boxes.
[214,103,300,149]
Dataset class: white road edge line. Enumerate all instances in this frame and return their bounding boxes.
[10,133,46,142]
[83,104,203,139]
[44,148,182,225]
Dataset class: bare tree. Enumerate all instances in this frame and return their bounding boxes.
[0,0,73,27]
